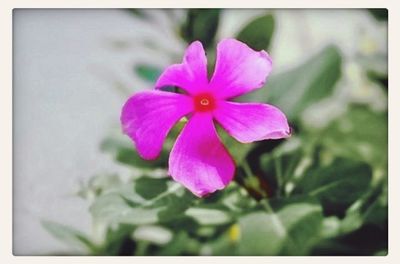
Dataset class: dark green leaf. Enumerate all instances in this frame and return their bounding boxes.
[293,158,372,217]
[116,147,168,169]
[363,194,388,227]
[355,179,387,229]
[311,224,387,256]
[96,224,136,256]
[241,45,342,122]
[181,9,220,49]
[337,180,387,237]
[135,177,168,200]
[368,9,388,21]
[201,228,238,255]
[156,190,196,223]
[259,137,306,197]
[156,231,190,255]
[321,105,388,167]
[366,69,388,91]
[101,120,187,170]
[101,137,168,169]
[237,14,275,50]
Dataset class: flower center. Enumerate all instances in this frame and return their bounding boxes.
[193,93,216,112]
[200,98,210,106]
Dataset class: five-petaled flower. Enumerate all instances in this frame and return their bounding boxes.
[121,38,290,197]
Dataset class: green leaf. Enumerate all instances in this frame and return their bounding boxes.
[101,119,188,170]
[101,136,168,169]
[156,231,191,255]
[366,69,388,91]
[163,231,202,255]
[132,225,173,245]
[200,228,237,255]
[340,179,387,234]
[41,220,95,253]
[236,14,275,50]
[134,177,168,200]
[294,158,372,217]
[116,147,168,169]
[321,105,388,168]
[126,9,148,19]
[363,192,388,227]
[271,199,325,255]
[181,9,220,49]
[134,64,162,83]
[242,45,342,121]
[90,177,195,227]
[368,9,388,21]
[185,207,231,225]
[155,190,196,223]
[311,223,387,255]
[238,211,284,255]
[90,193,161,226]
[97,224,136,256]
[77,174,122,200]
[237,198,323,255]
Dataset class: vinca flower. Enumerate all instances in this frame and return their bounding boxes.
[121,38,290,197]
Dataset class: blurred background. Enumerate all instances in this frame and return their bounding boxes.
[13,9,387,256]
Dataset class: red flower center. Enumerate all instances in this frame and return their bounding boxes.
[193,93,216,112]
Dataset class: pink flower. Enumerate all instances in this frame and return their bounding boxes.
[121,39,290,197]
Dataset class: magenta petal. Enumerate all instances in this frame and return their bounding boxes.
[213,101,291,143]
[209,38,272,99]
[155,41,208,95]
[121,90,193,160]
[168,113,235,197]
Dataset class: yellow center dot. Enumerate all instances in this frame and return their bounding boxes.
[200,99,209,106]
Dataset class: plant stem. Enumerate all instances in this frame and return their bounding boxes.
[242,161,254,178]
[274,154,283,197]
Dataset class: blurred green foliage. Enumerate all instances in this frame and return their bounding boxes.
[134,64,162,83]
[43,9,388,256]
[181,9,221,50]
[237,14,275,50]
[242,45,342,121]
[368,9,388,21]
